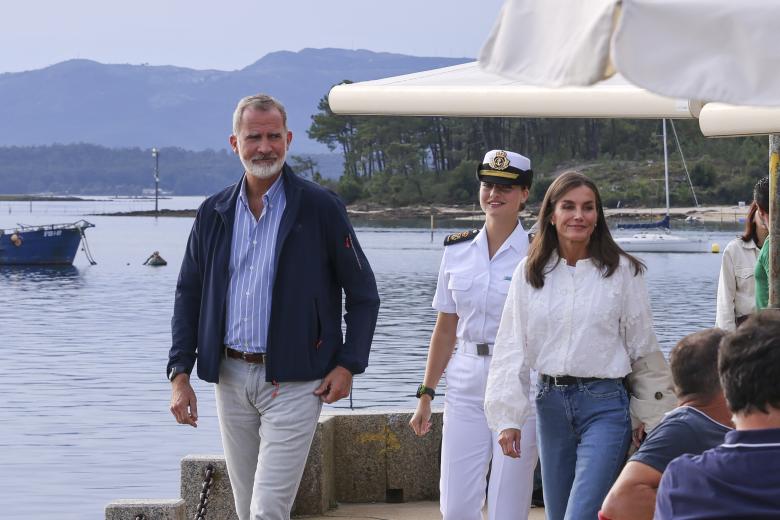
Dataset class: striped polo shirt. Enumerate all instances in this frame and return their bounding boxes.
[224,174,286,353]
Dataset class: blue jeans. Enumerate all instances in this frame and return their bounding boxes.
[535,378,631,520]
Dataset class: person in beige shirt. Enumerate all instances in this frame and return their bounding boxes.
[715,201,767,330]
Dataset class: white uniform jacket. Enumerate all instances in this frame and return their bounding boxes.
[433,222,529,345]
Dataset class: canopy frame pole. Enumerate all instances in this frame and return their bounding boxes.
[769,135,780,308]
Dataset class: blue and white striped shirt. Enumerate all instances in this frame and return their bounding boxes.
[224,174,286,353]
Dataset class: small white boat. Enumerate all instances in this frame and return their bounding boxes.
[616,232,709,253]
[614,119,709,254]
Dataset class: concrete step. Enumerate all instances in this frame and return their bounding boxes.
[299,501,546,519]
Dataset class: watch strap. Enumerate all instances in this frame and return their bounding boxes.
[416,384,435,400]
[168,366,187,382]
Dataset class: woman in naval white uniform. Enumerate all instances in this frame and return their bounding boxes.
[409,150,538,520]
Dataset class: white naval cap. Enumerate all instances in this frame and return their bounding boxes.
[476,150,533,187]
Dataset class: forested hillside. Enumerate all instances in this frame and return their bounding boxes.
[309,91,767,208]
[0,96,767,205]
[0,145,340,195]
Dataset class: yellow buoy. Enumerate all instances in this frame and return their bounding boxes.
[711,243,720,253]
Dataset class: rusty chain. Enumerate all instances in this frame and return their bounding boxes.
[194,464,215,520]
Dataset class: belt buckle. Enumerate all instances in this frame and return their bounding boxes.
[552,376,567,387]
[476,343,490,356]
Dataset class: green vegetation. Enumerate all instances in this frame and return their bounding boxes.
[308,87,768,208]
[0,92,767,208]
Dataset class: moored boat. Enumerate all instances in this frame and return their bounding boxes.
[614,119,709,253]
[615,232,710,253]
[0,220,96,265]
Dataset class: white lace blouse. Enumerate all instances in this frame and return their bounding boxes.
[485,253,661,433]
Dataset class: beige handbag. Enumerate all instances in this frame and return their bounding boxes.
[626,350,676,433]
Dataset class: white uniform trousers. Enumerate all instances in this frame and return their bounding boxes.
[441,351,538,520]
[215,355,323,520]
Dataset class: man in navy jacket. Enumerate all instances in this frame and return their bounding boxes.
[168,94,379,520]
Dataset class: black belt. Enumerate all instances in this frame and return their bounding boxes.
[225,347,266,364]
[540,374,606,386]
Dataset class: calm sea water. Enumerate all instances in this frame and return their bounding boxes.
[0,197,742,518]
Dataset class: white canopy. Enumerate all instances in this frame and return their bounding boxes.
[328,62,702,119]
[480,0,780,108]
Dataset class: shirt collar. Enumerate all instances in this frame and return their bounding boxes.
[739,238,759,250]
[473,220,528,255]
[549,250,593,268]
[723,428,780,447]
[506,220,528,253]
[238,173,284,210]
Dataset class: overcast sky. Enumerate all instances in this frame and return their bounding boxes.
[1,0,506,73]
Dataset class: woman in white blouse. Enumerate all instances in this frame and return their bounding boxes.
[410,150,538,520]
[484,171,669,520]
[715,201,767,330]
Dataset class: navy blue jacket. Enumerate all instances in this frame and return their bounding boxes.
[167,166,380,383]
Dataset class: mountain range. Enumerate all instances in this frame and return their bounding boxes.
[0,49,469,153]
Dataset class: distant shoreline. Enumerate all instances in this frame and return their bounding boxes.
[0,194,89,202]
[96,204,750,223]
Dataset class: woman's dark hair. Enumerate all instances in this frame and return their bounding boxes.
[525,171,645,289]
[740,201,761,244]
[754,176,770,213]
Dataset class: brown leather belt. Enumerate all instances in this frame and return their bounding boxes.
[225,347,266,364]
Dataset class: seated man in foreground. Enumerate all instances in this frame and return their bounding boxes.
[600,329,733,520]
[655,310,780,519]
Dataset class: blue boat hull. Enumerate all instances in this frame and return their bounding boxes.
[0,227,84,265]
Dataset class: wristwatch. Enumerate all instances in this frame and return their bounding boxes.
[168,366,187,382]
[416,384,435,400]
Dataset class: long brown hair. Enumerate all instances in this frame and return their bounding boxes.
[525,171,645,288]
[740,201,761,245]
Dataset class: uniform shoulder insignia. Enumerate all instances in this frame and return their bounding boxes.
[444,229,479,246]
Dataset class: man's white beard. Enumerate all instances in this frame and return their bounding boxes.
[242,155,285,179]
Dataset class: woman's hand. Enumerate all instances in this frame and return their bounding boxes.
[632,423,646,448]
[409,397,433,436]
[498,428,522,458]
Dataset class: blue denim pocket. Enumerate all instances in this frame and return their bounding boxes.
[535,380,549,400]
[581,379,624,399]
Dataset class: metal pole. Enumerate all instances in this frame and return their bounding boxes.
[769,135,780,308]
[663,119,670,217]
[154,152,160,215]
[152,148,160,215]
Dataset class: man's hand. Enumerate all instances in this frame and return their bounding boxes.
[632,423,646,448]
[498,428,522,458]
[170,374,198,428]
[409,396,433,436]
[314,366,352,403]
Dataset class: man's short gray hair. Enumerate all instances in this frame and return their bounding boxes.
[232,94,288,135]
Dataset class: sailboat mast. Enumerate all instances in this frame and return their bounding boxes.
[663,118,670,217]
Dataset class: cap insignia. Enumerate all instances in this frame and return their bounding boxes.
[489,151,510,171]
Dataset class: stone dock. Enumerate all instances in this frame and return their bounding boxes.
[105,409,545,519]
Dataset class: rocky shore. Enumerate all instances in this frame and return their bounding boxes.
[96,203,750,223]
